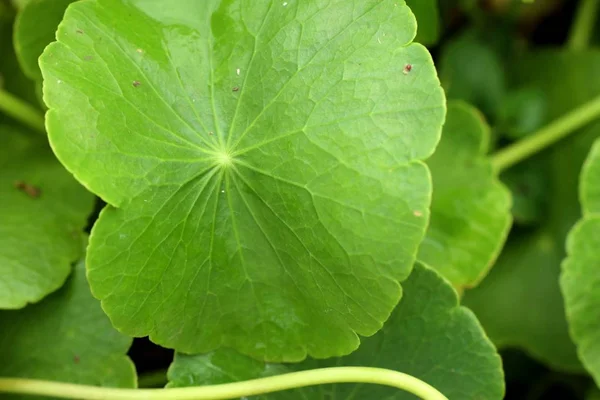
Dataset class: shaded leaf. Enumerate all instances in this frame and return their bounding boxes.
[406,0,440,45]
[0,126,94,309]
[464,50,600,372]
[0,257,136,398]
[561,138,600,385]
[419,101,512,288]
[14,0,74,81]
[168,263,504,400]
[40,0,445,360]
[438,30,506,120]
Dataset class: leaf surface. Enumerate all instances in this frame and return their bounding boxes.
[419,101,512,288]
[40,0,445,360]
[0,257,136,398]
[463,50,600,372]
[561,138,600,385]
[168,263,504,400]
[0,126,94,308]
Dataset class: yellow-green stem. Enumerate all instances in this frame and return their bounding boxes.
[568,0,600,51]
[0,367,448,400]
[491,94,600,172]
[0,89,45,134]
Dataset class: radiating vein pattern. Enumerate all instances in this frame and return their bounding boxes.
[40,0,445,360]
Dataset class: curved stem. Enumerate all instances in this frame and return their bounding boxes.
[568,0,600,51]
[0,367,448,400]
[0,89,45,134]
[491,94,600,172]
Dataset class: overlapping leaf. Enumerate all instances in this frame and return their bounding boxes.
[561,138,600,385]
[14,0,74,81]
[0,257,136,398]
[0,125,94,308]
[464,50,600,372]
[405,0,440,45]
[419,101,512,288]
[168,263,504,400]
[39,0,445,360]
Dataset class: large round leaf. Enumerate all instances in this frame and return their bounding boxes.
[561,138,600,385]
[0,126,94,309]
[39,0,445,360]
[168,263,504,400]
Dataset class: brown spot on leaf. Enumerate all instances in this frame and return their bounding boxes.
[14,181,41,198]
[132,80,141,87]
[403,64,412,75]
[76,29,84,34]
[232,86,240,92]
[74,355,80,364]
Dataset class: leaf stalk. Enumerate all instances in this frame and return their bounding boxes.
[567,0,600,51]
[491,94,600,172]
[0,89,45,134]
[0,367,448,400]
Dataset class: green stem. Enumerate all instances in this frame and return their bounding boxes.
[568,0,600,51]
[0,89,45,134]
[491,94,600,172]
[0,367,448,400]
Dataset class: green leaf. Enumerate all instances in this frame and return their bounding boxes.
[439,30,506,120]
[405,0,440,45]
[167,263,505,400]
[14,0,74,81]
[39,0,445,360]
[0,18,38,111]
[419,101,512,288]
[561,138,600,385]
[0,126,94,309]
[0,257,136,397]
[463,50,600,372]
[588,387,600,400]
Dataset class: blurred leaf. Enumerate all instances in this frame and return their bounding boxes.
[464,50,600,372]
[500,155,549,225]
[0,125,94,309]
[419,101,512,288]
[14,0,74,81]
[0,257,136,398]
[499,87,547,140]
[168,263,505,400]
[439,30,506,119]
[406,0,440,45]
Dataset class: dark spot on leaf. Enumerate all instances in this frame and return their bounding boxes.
[403,64,412,75]
[14,181,41,198]
[73,355,80,364]
[133,80,141,87]
[208,131,214,136]
[76,29,84,34]
[232,86,240,92]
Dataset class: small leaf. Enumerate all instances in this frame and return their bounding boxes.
[40,0,445,360]
[419,101,512,288]
[168,263,505,400]
[405,0,440,45]
[0,126,94,309]
[0,257,136,397]
[464,49,600,372]
[561,138,600,385]
[14,0,74,81]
